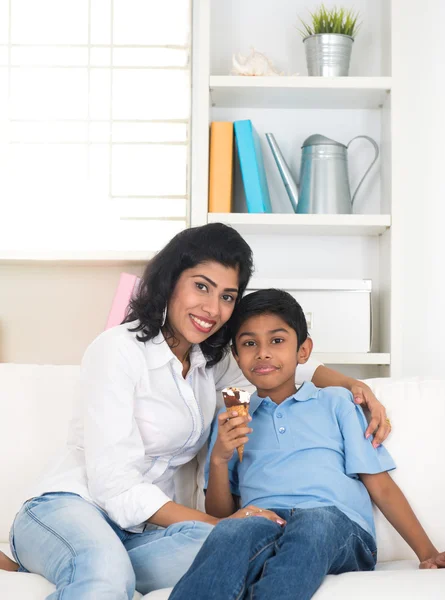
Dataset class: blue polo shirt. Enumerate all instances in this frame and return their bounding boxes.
[205,383,396,538]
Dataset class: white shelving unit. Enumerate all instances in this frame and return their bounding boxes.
[313,353,391,366]
[207,213,391,237]
[210,76,392,110]
[191,0,395,375]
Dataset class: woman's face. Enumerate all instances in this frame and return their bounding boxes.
[167,261,240,346]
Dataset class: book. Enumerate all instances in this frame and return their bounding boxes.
[105,272,141,330]
[208,122,234,213]
[233,119,272,213]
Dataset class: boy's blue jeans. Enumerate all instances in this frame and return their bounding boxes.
[9,492,213,599]
[170,505,377,600]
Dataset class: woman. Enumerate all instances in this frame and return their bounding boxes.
[1,223,390,599]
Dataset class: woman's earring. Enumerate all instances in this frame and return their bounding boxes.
[161,306,167,326]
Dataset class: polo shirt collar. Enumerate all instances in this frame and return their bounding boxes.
[250,381,319,415]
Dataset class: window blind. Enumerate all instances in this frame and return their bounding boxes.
[0,0,191,255]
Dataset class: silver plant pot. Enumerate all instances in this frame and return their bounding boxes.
[303,33,354,76]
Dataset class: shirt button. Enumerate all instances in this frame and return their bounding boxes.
[276,413,283,419]
[278,426,286,434]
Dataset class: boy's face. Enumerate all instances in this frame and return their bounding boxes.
[233,312,313,402]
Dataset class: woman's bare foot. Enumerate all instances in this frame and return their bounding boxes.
[0,550,19,572]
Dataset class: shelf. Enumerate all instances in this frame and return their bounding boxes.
[207,213,391,236]
[0,250,154,265]
[209,76,392,110]
[313,353,391,365]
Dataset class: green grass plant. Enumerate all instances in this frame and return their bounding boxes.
[298,5,360,38]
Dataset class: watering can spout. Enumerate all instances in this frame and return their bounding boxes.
[265,133,299,212]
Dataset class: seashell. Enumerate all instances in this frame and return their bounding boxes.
[231,47,285,77]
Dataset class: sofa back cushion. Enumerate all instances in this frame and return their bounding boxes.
[0,365,444,563]
[0,364,80,541]
[362,377,445,562]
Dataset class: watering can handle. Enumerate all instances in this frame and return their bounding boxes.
[348,136,379,207]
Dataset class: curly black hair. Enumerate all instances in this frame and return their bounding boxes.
[123,223,254,367]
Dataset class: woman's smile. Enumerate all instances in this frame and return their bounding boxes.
[189,313,216,333]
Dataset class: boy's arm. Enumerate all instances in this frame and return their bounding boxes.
[205,410,251,518]
[205,459,238,517]
[360,472,439,563]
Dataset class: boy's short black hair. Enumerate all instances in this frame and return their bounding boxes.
[231,289,308,351]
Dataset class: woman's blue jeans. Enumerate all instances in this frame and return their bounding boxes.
[9,492,213,599]
[170,506,377,600]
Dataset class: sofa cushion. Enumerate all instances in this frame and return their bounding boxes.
[0,543,144,599]
[0,364,81,541]
[363,377,445,562]
[140,565,445,600]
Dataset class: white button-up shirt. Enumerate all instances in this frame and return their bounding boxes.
[31,323,319,530]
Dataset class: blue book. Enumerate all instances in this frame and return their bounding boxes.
[234,120,272,213]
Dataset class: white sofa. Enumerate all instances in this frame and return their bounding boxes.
[0,364,444,599]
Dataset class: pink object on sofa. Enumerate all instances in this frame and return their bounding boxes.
[105,273,141,330]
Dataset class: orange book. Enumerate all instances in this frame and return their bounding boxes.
[208,122,234,213]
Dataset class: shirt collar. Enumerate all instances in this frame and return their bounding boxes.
[250,382,319,415]
[143,329,207,371]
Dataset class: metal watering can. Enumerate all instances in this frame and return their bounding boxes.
[266,133,379,214]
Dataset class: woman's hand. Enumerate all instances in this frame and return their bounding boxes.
[211,410,252,465]
[351,382,391,448]
[419,551,445,569]
[228,505,286,526]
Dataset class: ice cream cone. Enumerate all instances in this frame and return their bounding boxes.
[222,387,251,463]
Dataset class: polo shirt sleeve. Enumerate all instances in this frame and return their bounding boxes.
[204,411,240,497]
[338,397,396,477]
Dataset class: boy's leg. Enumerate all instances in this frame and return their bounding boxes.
[124,520,214,594]
[248,506,376,600]
[168,516,284,600]
[10,492,136,600]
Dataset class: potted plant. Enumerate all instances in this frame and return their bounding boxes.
[298,5,360,76]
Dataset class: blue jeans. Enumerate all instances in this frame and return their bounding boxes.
[9,492,213,599]
[170,506,377,600]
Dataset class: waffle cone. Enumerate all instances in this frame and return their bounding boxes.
[234,403,249,462]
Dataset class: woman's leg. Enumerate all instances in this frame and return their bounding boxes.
[247,506,377,600]
[168,517,283,600]
[0,551,18,571]
[11,492,136,600]
[124,520,214,594]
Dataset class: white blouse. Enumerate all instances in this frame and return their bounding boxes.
[31,323,320,530]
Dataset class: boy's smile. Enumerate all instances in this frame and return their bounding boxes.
[233,313,312,404]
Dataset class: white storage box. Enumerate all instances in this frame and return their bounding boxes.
[246,279,372,353]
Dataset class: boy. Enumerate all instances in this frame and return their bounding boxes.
[170,289,445,600]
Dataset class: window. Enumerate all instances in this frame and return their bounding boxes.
[0,0,191,255]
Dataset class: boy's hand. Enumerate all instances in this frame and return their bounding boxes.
[211,410,252,465]
[228,505,286,526]
[419,551,445,569]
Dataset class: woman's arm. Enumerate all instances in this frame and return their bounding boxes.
[148,501,219,527]
[360,472,440,563]
[312,365,391,446]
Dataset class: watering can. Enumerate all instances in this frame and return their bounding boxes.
[266,133,379,214]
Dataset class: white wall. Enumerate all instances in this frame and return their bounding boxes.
[390,0,445,377]
[0,263,144,364]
